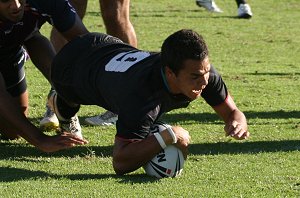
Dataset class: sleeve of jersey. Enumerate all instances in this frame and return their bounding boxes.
[29,0,76,32]
[116,105,160,140]
[201,66,228,107]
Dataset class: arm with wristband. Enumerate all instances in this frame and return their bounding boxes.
[113,125,190,175]
[153,126,177,149]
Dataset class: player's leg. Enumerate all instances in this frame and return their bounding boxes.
[48,91,82,139]
[48,34,101,139]
[50,0,88,52]
[84,0,137,126]
[99,0,137,47]
[195,0,223,13]
[41,0,88,130]
[236,0,253,19]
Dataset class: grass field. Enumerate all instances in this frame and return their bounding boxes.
[1,0,300,197]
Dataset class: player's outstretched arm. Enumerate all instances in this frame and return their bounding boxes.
[112,127,190,175]
[213,94,249,140]
[0,73,87,152]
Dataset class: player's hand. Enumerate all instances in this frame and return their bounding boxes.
[36,133,88,152]
[224,120,249,140]
[172,126,190,159]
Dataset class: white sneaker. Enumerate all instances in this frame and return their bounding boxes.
[39,104,59,131]
[59,115,82,139]
[85,111,118,126]
[48,91,83,139]
[237,4,252,19]
[196,0,223,13]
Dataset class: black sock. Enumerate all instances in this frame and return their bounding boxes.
[56,96,80,120]
[236,0,247,7]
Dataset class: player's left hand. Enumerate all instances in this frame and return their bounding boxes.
[37,133,88,152]
[224,120,249,140]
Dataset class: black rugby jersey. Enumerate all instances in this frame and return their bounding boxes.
[0,0,76,62]
[52,33,228,140]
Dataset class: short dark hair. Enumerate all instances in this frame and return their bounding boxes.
[161,29,209,75]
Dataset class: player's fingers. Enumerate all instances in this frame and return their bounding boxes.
[180,147,189,160]
[55,136,88,146]
[60,138,87,145]
[59,133,88,144]
[55,143,77,150]
[229,125,241,137]
[225,124,235,136]
[241,131,250,139]
[233,130,249,140]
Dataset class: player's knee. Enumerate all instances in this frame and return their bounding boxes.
[113,161,126,175]
[112,154,132,175]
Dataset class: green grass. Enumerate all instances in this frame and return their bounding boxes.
[1,0,300,197]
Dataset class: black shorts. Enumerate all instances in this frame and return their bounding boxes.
[51,32,123,103]
[0,47,27,97]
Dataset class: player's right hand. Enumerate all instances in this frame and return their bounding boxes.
[172,126,190,159]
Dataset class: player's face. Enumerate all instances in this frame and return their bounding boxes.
[0,0,25,23]
[168,57,210,101]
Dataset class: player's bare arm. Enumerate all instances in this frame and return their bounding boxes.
[112,127,190,175]
[213,94,249,140]
[0,73,87,152]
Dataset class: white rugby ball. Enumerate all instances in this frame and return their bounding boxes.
[143,122,185,179]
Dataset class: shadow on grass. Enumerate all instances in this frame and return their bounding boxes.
[1,140,299,182]
[0,166,157,183]
[0,142,113,160]
[246,72,300,76]
[31,110,300,128]
[161,110,300,124]
[189,140,300,155]
[97,109,297,125]
[1,139,299,160]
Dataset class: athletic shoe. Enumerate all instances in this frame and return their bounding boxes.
[237,4,253,19]
[48,91,83,139]
[85,111,118,126]
[59,115,82,139]
[196,0,223,13]
[39,104,59,131]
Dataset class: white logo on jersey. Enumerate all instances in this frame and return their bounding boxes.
[105,51,150,72]
[4,22,24,35]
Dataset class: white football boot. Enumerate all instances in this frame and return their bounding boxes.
[196,0,223,13]
[39,104,59,131]
[85,111,118,126]
[237,3,253,19]
[48,91,83,139]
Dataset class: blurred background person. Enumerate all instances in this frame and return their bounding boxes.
[196,0,253,19]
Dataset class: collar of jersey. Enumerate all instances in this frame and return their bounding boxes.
[161,67,171,92]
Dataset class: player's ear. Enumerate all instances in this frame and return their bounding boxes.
[165,66,175,77]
